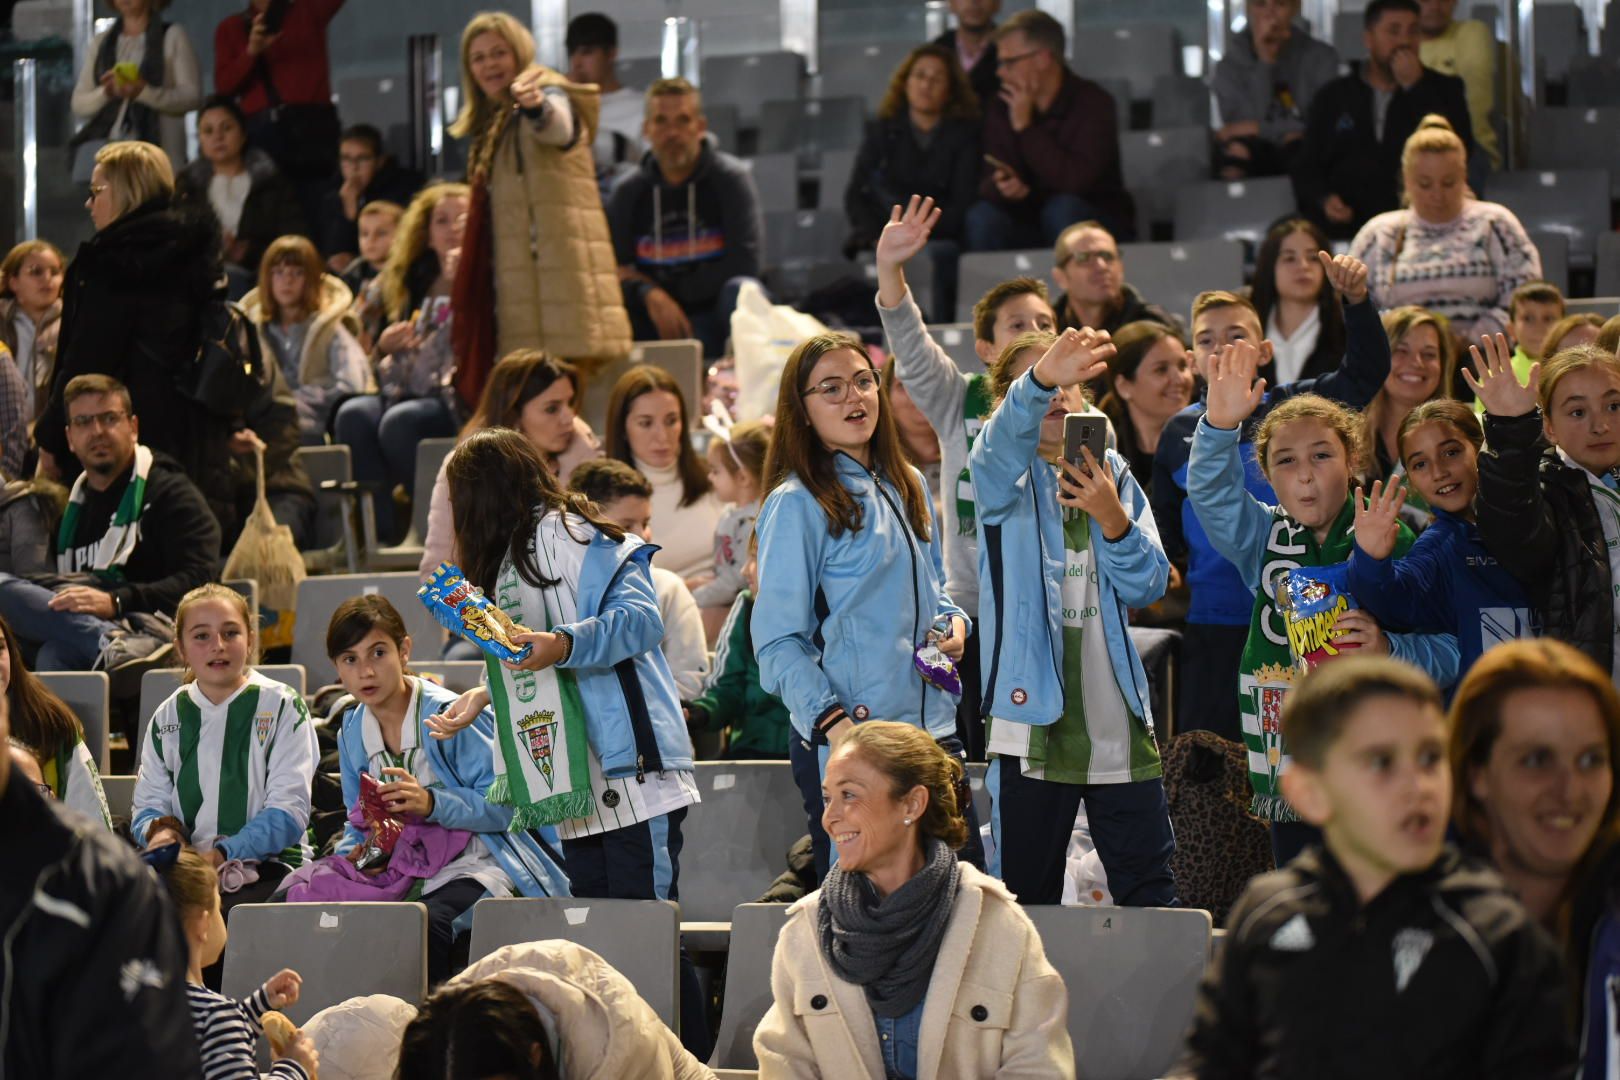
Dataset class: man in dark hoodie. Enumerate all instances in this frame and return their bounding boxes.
[1209,0,1341,179]
[605,77,764,359]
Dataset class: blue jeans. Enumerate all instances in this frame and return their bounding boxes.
[332,395,457,542]
[964,192,1103,252]
[622,275,761,359]
[0,574,114,671]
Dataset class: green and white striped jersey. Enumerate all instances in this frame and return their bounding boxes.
[132,669,318,865]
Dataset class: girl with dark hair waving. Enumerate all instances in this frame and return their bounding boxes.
[751,332,979,880]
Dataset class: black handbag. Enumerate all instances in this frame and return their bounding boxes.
[171,296,273,418]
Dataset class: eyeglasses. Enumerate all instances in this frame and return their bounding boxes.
[17,264,62,279]
[995,50,1040,68]
[270,264,306,279]
[86,184,109,200]
[803,371,879,404]
[1060,249,1119,268]
[68,409,128,431]
[339,153,378,166]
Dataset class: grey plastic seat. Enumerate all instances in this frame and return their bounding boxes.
[709,903,793,1069]
[1532,3,1586,83]
[763,208,848,270]
[1335,10,1369,59]
[37,671,110,770]
[1121,127,1211,237]
[918,323,983,375]
[1150,76,1211,129]
[747,152,800,214]
[618,55,664,90]
[679,762,809,923]
[468,898,680,1026]
[706,103,741,154]
[1527,108,1620,196]
[222,902,428,1025]
[1532,229,1571,294]
[1093,76,1134,131]
[1597,231,1620,298]
[954,249,1050,322]
[290,572,442,675]
[817,41,915,109]
[137,664,307,763]
[1491,169,1611,268]
[816,148,859,211]
[1172,177,1296,250]
[1074,22,1180,101]
[699,52,806,125]
[293,444,355,572]
[580,340,705,431]
[410,660,486,694]
[101,773,136,820]
[1118,238,1244,332]
[1567,297,1620,319]
[1569,58,1620,106]
[758,96,867,157]
[1024,904,1213,1080]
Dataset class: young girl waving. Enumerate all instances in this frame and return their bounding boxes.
[1473,335,1620,682]
[751,332,978,879]
[1187,341,1460,863]
[1347,399,1536,681]
[133,584,318,908]
[282,596,568,984]
[973,327,1177,906]
[427,427,708,1053]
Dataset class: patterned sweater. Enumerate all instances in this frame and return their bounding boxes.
[1350,199,1541,341]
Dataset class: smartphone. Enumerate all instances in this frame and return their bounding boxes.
[1063,413,1108,477]
[260,0,291,35]
[983,153,1015,176]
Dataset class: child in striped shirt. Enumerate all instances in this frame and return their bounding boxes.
[153,844,319,1080]
[133,585,319,953]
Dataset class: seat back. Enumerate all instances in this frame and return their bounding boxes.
[706,103,741,154]
[101,773,136,820]
[1532,3,1587,83]
[917,324,983,375]
[747,152,800,214]
[1121,127,1212,236]
[1527,107,1620,194]
[1569,58,1620,107]
[411,438,457,544]
[816,41,915,109]
[468,898,681,1026]
[619,56,664,90]
[955,249,1050,322]
[580,340,705,434]
[699,52,806,125]
[1492,167,1613,264]
[1024,904,1213,1080]
[222,902,428,1025]
[1597,231,1620,298]
[294,444,353,551]
[1334,10,1369,58]
[1172,177,1296,250]
[137,665,307,763]
[816,148,859,211]
[1075,22,1181,100]
[1533,229,1571,293]
[290,573,441,675]
[679,762,809,922]
[410,661,487,694]
[1149,76,1211,129]
[758,96,867,158]
[709,903,793,1069]
[763,208,849,270]
[38,671,110,771]
[1119,239,1245,328]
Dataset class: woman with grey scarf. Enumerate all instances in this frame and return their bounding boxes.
[68,0,202,176]
[755,721,1076,1079]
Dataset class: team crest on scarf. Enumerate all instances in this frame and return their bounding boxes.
[254,711,275,746]
[1254,663,1294,780]
[517,709,558,789]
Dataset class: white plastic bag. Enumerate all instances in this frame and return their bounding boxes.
[729,279,830,422]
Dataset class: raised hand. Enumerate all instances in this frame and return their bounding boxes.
[1463,332,1539,417]
[1203,340,1268,429]
[875,195,941,271]
[1031,327,1116,391]
[1318,250,1369,305]
[1353,479,1407,560]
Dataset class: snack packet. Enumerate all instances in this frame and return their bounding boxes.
[914,618,963,696]
[1275,564,1360,671]
[418,562,533,664]
[352,771,404,871]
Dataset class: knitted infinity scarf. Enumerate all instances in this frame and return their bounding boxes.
[817,838,961,1018]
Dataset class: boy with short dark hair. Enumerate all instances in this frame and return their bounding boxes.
[1178,656,1576,1079]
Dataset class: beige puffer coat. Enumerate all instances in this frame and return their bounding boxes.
[240,273,367,394]
[475,66,632,367]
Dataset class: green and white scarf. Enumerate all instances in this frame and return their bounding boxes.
[483,561,594,828]
[953,375,993,537]
[56,443,153,577]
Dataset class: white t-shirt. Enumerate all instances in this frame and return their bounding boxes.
[593,84,646,184]
[1266,306,1322,385]
[209,170,252,237]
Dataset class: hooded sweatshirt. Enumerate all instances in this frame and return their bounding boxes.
[1210,24,1341,146]
[605,136,763,312]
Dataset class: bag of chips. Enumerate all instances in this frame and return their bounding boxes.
[1276,564,1361,671]
[418,562,533,664]
[352,772,404,871]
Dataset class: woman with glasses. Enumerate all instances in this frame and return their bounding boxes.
[753,332,983,881]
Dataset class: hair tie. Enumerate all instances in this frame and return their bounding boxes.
[702,399,745,473]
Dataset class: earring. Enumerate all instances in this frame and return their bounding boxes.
[903,818,912,826]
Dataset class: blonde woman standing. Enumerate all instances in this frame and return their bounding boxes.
[449,11,630,403]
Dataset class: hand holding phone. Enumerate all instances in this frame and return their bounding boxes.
[1063,413,1108,477]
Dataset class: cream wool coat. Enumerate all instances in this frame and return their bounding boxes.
[754,863,1076,1079]
[479,67,632,366]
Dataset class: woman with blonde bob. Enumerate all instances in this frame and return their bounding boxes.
[448,11,629,397]
[1448,638,1620,1078]
[1350,115,1540,341]
[755,720,1075,1079]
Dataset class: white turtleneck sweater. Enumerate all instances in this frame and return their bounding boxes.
[640,458,722,582]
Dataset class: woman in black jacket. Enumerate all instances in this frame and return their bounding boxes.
[36,141,231,522]
[175,96,307,299]
[844,43,979,322]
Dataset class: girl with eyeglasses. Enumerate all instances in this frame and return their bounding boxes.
[753,332,983,881]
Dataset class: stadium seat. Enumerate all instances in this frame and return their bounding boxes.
[467,898,680,1027]
[758,96,867,158]
[699,52,806,126]
[1131,626,1181,738]
[815,148,858,212]
[355,436,458,573]
[1569,58,1620,106]
[706,102,741,154]
[1567,297,1620,318]
[747,152,800,214]
[1470,3,1503,38]
[1119,238,1246,326]
[1532,3,1586,84]
[222,902,428,1025]
[678,762,808,923]
[1094,76,1135,131]
[1597,231,1620,298]
[101,774,135,820]
[917,323,984,375]
[1526,107,1620,195]
[955,249,1050,323]
[290,573,442,676]
[1490,169,1611,268]
[1533,229,1571,294]
[1149,76,1212,129]
[1121,127,1212,238]
[137,664,308,763]
[580,340,705,433]
[38,671,110,771]
[965,760,990,826]
[1024,904,1213,1080]
[1172,177,1297,251]
[763,208,849,269]
[1335,11,1369,60]
[619,55,664,90]
[410,660,486,694]
[294,444,356,573]
[816,40,915,109]
[1075,23,1181,101]
[709,903,793,1070]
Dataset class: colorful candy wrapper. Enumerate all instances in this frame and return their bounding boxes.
[914,618,963,696]
[353,772,404,871]
[418,562,533,664]
[1275,564,1361,671]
